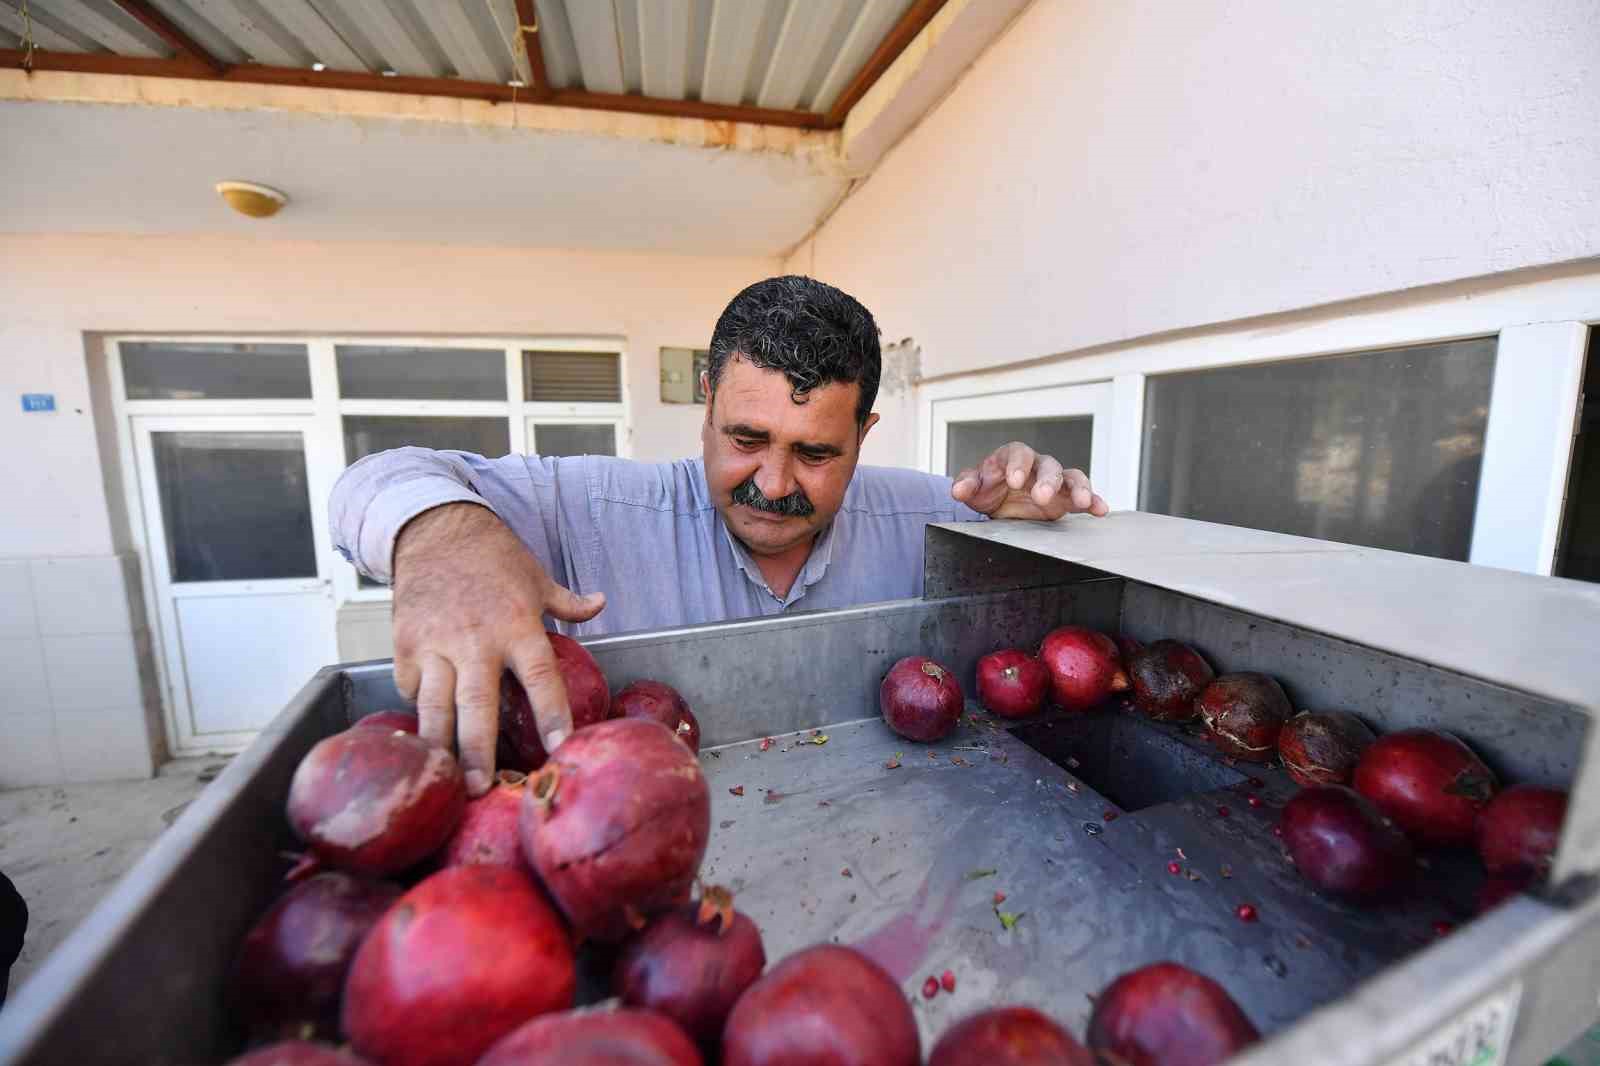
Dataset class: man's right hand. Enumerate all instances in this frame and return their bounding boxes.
[390,502,605,796]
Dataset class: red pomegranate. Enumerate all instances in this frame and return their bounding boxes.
[477,1007,702,1066]
[1278,711,1376,787]
[1196,674,1292,762]
[286,728,464,877]
[722,945,919,1066]
[928,1006,1094,1065]
[1477,871,1534,914]
[1280,786,1415,902]
[230,873,401,1042]
[342,865,575,1066]
[1086,962,1259,1066]
[1353,730,1497,848]
[976,650,1050,719]
[879,656,963,742]
[614,885,766,1046]
[351,710,419,734]
[497,632,612,772]
[520,718,711,941]
[1126,641,1215,721]
[1477,785,1568,876]
[223,1043,372,1066]
[613,680,702,753]
[439,770,528,868]
[1038,627,1129,712]
[1116,634,1146,661]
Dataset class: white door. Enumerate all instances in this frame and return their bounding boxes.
[132,415,339,755]
[931,382,1114,491]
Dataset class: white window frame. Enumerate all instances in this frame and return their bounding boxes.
[930,382,1114,495]
[914,268,1600,573]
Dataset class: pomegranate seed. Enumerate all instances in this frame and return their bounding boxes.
[993,890,1007,904]
[760,737,773,751]
[941,970,956,993]
[1272,824,1283,837]
[1433,920,1455,937]
[1102,809,1119,822]
[922,976,940,999]
[1247,795,1263,808]
[1216,805,1231,818]
[1236,903,1258,922]
[1167,861,1181,875]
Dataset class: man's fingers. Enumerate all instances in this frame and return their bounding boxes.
[508,635,575,760]
[1031,455,1065,506]
[1002,442,1037,490]
[415,653,456,751]
[950,466,981,501]
[544,582,607,624]
[1090,493,1110,517]
[394,654,421,702]
[1063,468,1095,512]
[454,660,503,796]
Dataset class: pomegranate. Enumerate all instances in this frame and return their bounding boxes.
[722,944,919,1066]
[520,717,711,941]
[497,632,611,772]
[1038,627,1129,712]
[1353,729,1497,848]
[224,1043,372,1066]
[351,710,418,734]
[1116,634,1146,660]
[1126,640,1215,721]
[614,885,766,1046]
[879,656,963,742]
[1477,871,1533,913]
[439,770,528,868]
[230,873,401,1042]
[1086,962,1259,1066]
[1278,711,1376,788]
[613,680,702,753]
[286,728,464,877]
[976,649,1050,719]
[1280,786,1415,902]
[342,865,575,1066]
[928,1006,1094,1066]
[1196,674,1291,762]
[1477,785,1568,876]
[477,1008,702,1066]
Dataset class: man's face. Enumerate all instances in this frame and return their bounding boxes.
[701,355,878,557]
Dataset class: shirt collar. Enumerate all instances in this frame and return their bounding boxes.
[719,516,838,607]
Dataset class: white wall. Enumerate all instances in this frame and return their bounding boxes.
[787,0,1600,386]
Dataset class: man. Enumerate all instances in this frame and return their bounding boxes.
[1,869,23,1006]
[331,276,1107,795]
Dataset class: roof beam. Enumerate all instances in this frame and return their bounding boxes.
[107,0,227,74]
[823,0,946,128]
[511,0,550,98]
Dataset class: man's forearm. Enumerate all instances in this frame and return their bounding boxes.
[329,447,496,585]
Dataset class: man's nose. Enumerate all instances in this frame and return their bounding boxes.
[756,456,796,501]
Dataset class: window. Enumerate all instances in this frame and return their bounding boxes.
[1554,329,1599,582]
[1140,338,1497,560]
[336,345,506,401]
[524,350,622,403]
[532,423,617,456]
[123,342,311,400]
[343,417,511,462]
[947,417,1092,478]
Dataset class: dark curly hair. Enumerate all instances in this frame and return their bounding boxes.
[707,275,881,425]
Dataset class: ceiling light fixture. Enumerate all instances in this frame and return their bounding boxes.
[215,181,288,219]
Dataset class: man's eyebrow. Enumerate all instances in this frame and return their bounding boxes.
[795,442,844,458]
[722,423,770,440]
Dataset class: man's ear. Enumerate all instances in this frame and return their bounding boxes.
[858,412,880,446]
[700,371,715,423]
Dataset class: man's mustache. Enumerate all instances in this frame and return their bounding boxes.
[731,476,815,517]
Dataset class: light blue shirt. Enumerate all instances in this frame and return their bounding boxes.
[330,448,984,637]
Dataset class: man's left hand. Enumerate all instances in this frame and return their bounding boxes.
[951,441,1109,520]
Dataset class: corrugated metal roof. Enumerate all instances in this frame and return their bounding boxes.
[2,0,919,114]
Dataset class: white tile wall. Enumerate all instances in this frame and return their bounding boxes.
[0,560,37,639]
[54,707,155,783]
[0,712,63,787]
[30,555,135,635]
[0,637,50,716]
[42,632,144,713]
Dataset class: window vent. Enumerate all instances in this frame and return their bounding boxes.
[523,350,621,403]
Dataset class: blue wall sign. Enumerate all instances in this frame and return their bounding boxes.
[21,394,56,413]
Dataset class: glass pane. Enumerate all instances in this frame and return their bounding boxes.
[524,350,622,402]
[946,416,1092,478]
[534,423,616,457]
[1554,330,1600,582]
[1140,338,1497,560]
[336,345,506,401]
[152,431,317,582]
[123,342,310,400]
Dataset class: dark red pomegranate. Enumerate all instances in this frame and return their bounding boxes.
[613,680,702,753]
[230,873,401,1042]
[520,717,711,941]
[928,1006,1094,1065]
[477,1008,702,1066]
[1477,785,1568,876]
[976,650,1050,719]
[497,632,612,772]
[1126,641,1214,721]
[722,945,919,1066]
[286,728,465,877]
[342,865,575,1066]
[1038,627,1129,712]
[1477,871,1534,914]
[224,1043,372,1066]
[879,656,963,742]
[1086,962,1259,1066]
[439,770,528,868]
[1116,634,1146,661]
[1278,711,1376,787]
[351,710,419,734]
[1280,786,1415,902]
[1196,674,1292,762]
[1353,729,1497,848]
[614,886,766,1046]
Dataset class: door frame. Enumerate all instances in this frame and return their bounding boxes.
[129,412,339,755]
[927,381,1118,504]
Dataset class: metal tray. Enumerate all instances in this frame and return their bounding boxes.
[3,515,1597,1066]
